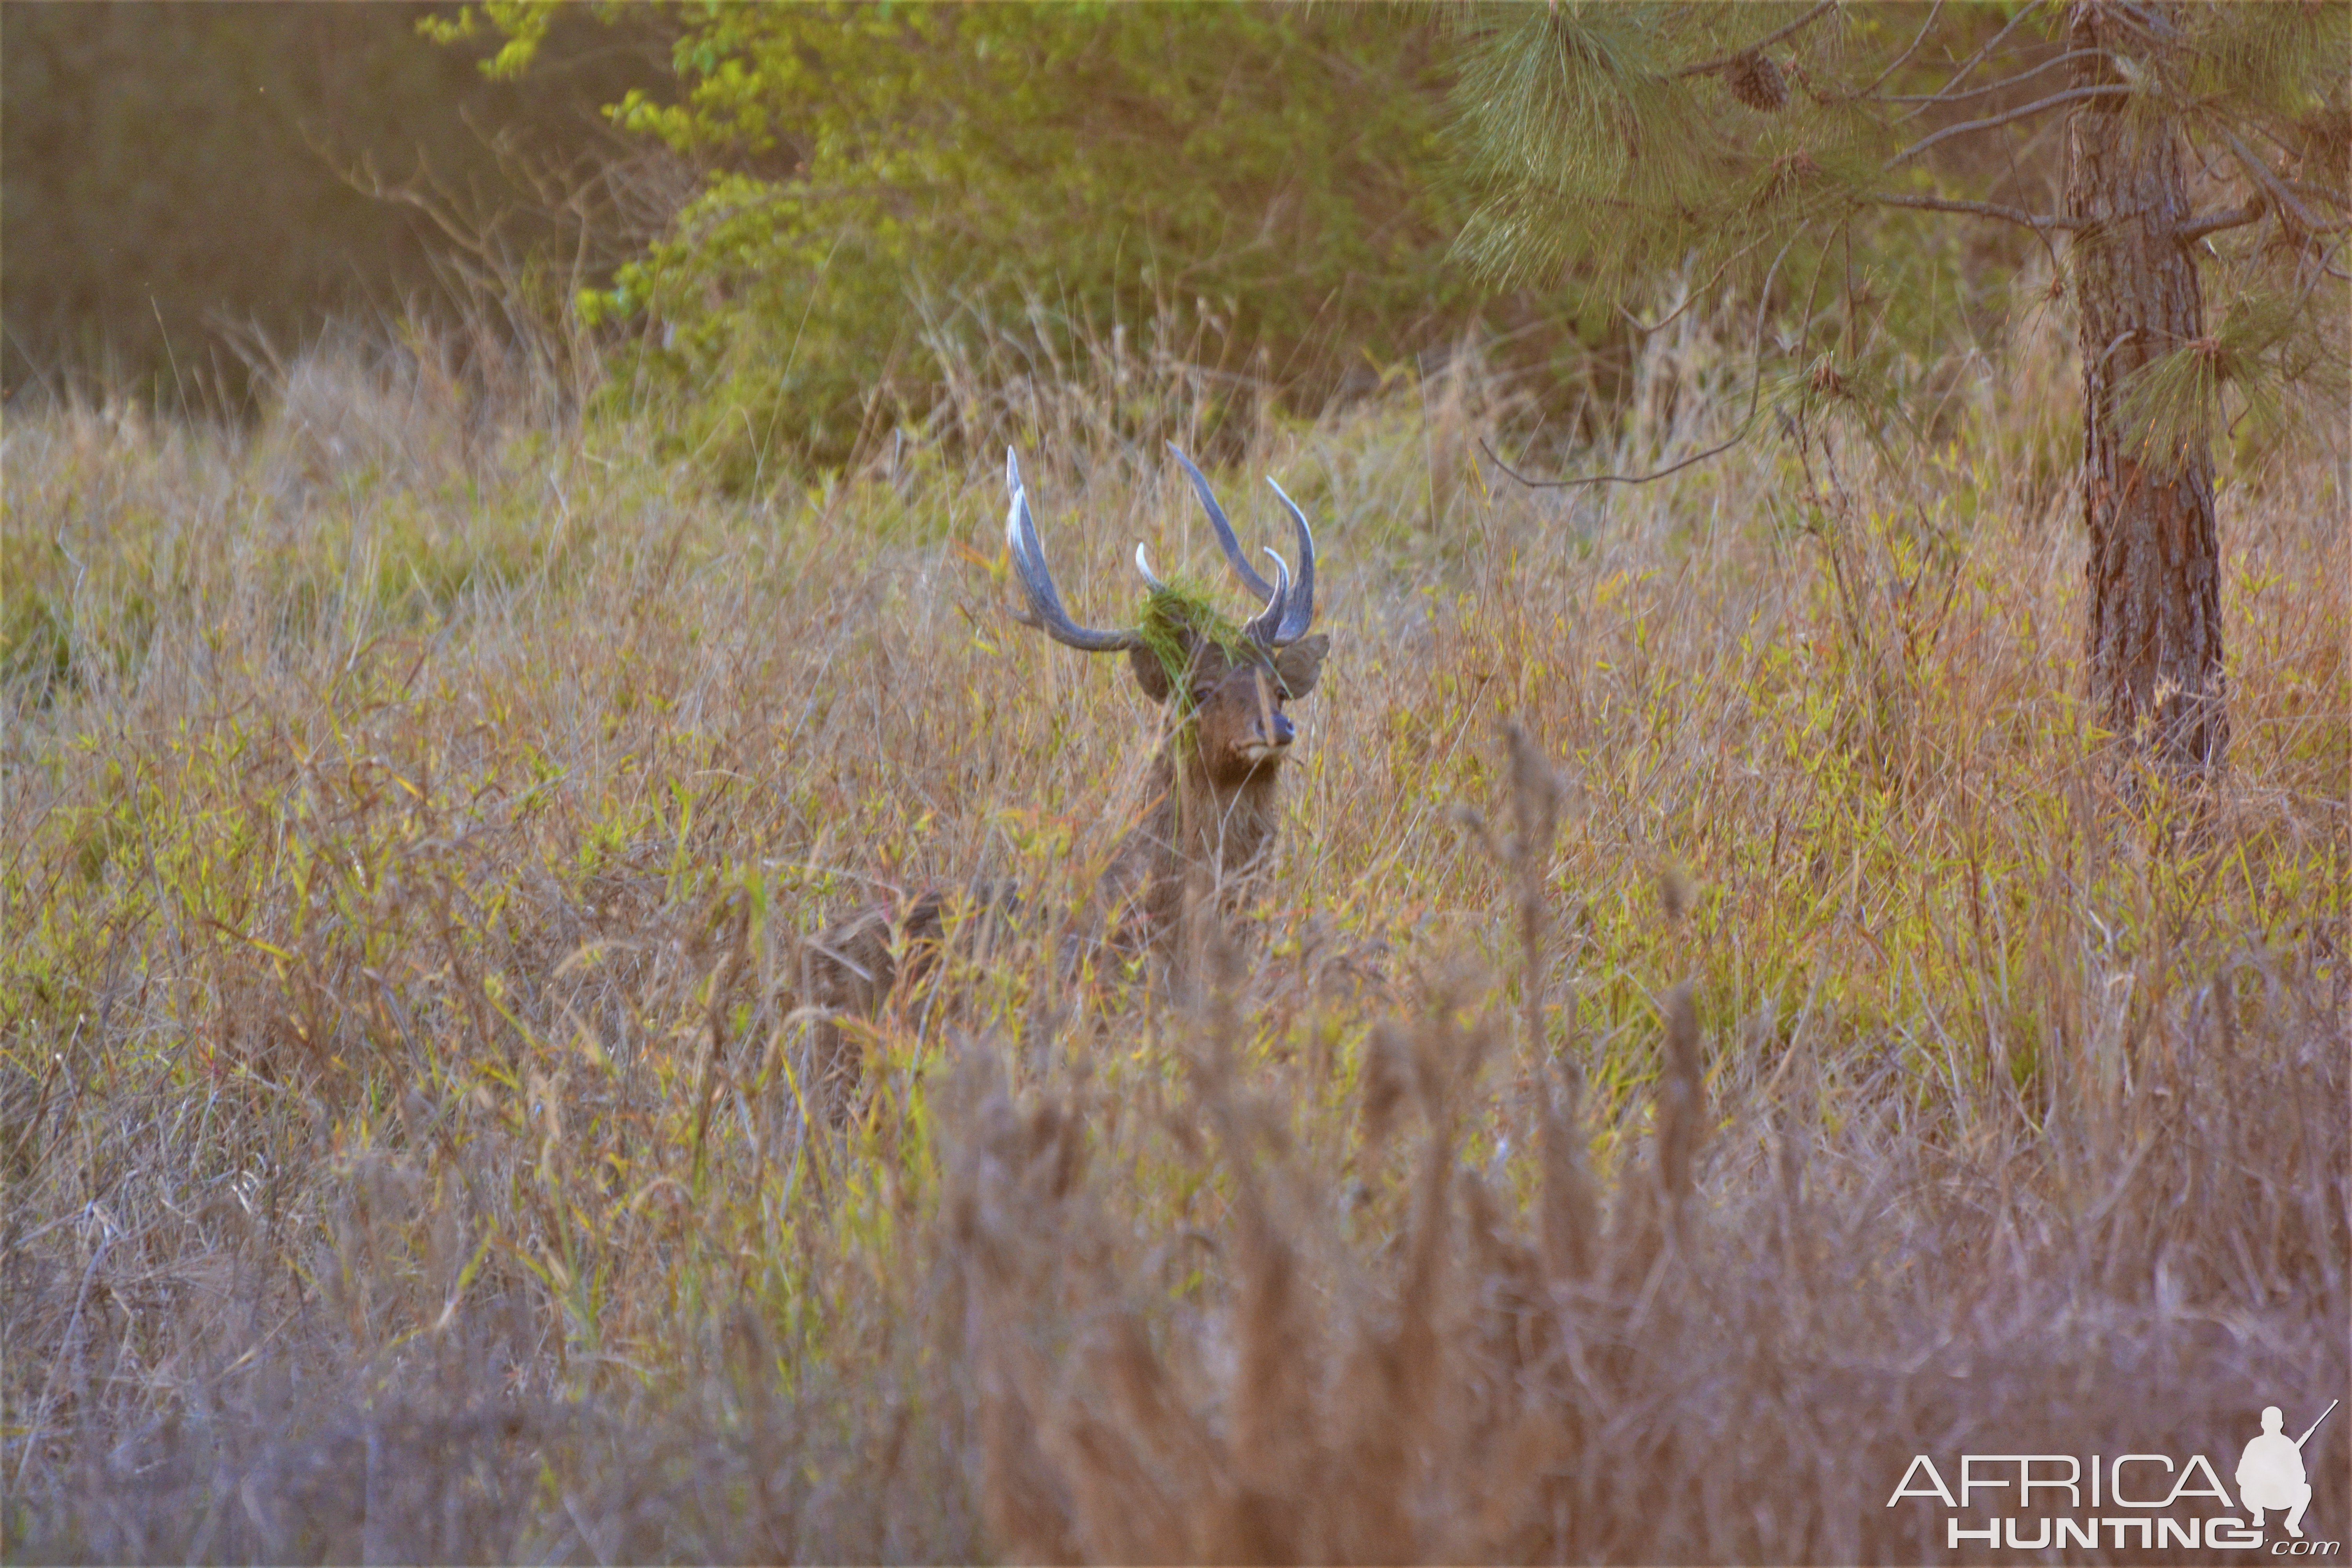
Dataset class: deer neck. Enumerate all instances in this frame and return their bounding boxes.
[1102,723,1283,948]
[1166,740,1281,880]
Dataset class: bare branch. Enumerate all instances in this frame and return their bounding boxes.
[2285,178,2350,215]
[2106,2,2184,46]
[1890,84,2133,167]
[1481,426,1758,490]
[2219,129,2345,234]
[1864,191,2079,231]
[1886,48,2102,105]
[2175,200,2267,246]
[1672,0,1839,80]
[1898,1,2051,120]
[1614,243,1758,335]
[2243,123,2352,212]
[1844,1,1945,102]
[1483,225,1803,490]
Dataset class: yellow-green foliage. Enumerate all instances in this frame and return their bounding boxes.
[457,3,1544,481]
[3,313,2343,1559]
[1134,579,1259,706]
[1450,1,2349,486]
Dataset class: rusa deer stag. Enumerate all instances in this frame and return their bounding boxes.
[798,442,1329,1112]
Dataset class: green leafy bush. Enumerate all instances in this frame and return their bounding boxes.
[465,2,1550,482]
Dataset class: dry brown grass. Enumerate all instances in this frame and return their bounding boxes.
[2,305,2344,1563]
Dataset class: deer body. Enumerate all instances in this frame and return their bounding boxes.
[800,445,1328,1110]
[1105,742,1285,943]
[1098,629,1327,949]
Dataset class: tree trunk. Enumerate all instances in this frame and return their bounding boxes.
[2065,3,2227,770]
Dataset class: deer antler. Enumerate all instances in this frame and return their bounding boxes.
[1004,448,1144,653]
[1006,447,1315,655]
[1166,442,1318,646]
[1241,551,1291,648]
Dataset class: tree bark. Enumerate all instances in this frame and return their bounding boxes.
[2064,3,2227,770]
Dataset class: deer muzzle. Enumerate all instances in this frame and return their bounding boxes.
[1239,673,1294,762]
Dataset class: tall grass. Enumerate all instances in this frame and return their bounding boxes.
[3,299,2344,1563]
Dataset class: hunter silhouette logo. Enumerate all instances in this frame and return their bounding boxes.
[1887,1397,2340,1552]
[2241,1401,2336,1540]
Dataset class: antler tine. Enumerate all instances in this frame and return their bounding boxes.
[1004,448,1143,653]
[1167,441,1276,601]
[1264,477,1317,644]
[1169,443,1320,646]
[1241,549,1291,648]
[1133,543,1166,591]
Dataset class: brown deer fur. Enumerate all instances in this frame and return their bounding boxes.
[798,447,1327,1115]
[800,629,1328,1110]
[1100,631,1329,946]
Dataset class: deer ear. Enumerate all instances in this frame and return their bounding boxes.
[1127,644,1174,703]
[1272,634,1330,699]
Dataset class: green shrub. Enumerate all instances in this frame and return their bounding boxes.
[461,2,1567,481]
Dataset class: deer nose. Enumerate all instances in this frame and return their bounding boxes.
[1270,712,1295,746]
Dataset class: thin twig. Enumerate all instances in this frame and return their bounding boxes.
[1890,84,2133,167]
[1864,192,2079,231]
[2107,1,2184,46]
[14,1223,117,1489]
[2220,128,2342,234]
[2283,177,2350,216]
[1843,1,1944,103]
[2175,200,2268,246]
[1885,49,2102,105]
[1615,243,1756,336]
[1672,0,1839,79]
[1482,426,1759,490]
[1896,0,2051,121]
[1483,224,1800,490]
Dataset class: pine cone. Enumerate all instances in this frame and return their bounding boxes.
[1724,50,1789,113]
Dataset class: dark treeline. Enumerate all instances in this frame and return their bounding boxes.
[0,2,667,412]
[4,5,1619,462]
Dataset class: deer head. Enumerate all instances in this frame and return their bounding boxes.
[1005,443,1329,784]
[800,448,1331,1112]
[1005,444,1330,940]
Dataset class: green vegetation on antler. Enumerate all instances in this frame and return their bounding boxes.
[1135,579,1261,711]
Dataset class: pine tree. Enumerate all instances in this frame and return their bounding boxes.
[1452,1,2348,771]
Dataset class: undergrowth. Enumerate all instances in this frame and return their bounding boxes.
[1,308,2344,1563]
